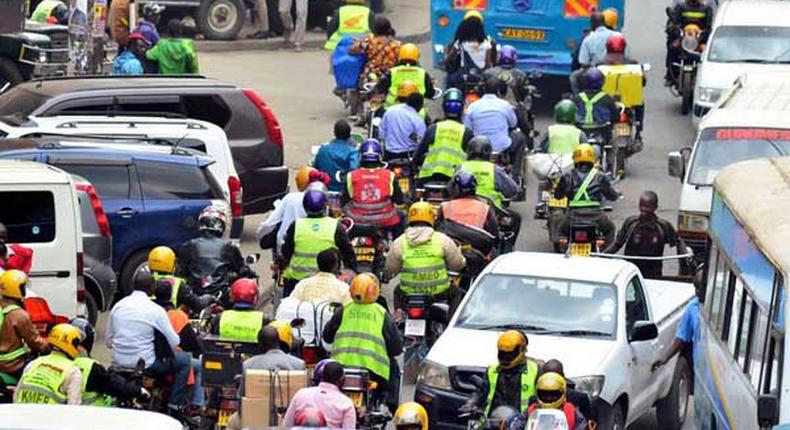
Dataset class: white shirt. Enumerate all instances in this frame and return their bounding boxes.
[256,191,306,252]
[105,290,180,368]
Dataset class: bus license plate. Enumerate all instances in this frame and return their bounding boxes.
[348,391,363,408]
[548,196,567,208]
[501,27,546,41]
[570,243,592,256]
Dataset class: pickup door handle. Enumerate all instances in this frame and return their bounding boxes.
[116,208,137,218]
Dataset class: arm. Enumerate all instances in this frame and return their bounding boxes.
[322,307,344,343]
[334,224,358,271]
[342,402,358,429]
[282,392,302,427]
[105,309,114,349]
[178,324,202,356]
[156,308,181,350]
[385,239,404,278]
[506,104,518,129]
[256,198,285,241]
[441,233,467,272]
[390,174,404,205]
[494,166,519,199]
[424,73,436,99]
[382,313,404,357]
[578,39,592,67]
[483,207,500,237]
[537,133,550,153]
[145,44,160,61]
[374,71,391,95]
[279,224,297,267]
[603,217,634,254]
[85,362,143,400]
[413,124,437,168]
[599,174,620,201]
[462,128,474,152]
[65,367,83,405]
[326,10,339,38]
[14,312,49,354]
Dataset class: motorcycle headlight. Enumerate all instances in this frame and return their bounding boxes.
[697,87,722,104]
[417,360,452,390]
[678,212,709,233]
[681,36,699,52]
[571,375,605,399]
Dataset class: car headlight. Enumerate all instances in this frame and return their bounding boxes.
[571,375,605,399]
[678,212,709,233]
[697,87,722,104]
[38,50,48,64]
[417,360,452,390]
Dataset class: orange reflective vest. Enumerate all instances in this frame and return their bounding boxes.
[166,309,195,386]
[347,168,400,227]
[440,197,489,230]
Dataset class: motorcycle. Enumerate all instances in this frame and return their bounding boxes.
[341,367,392,429]
[387,157,415,207]
[666,10,704,115]
[580,123,620,180]
[557,208,612,257]
[361,80,385,140]
[527,408,571,430]
[414,180,450,212]
[347,220,390,283]
[398,295,449,386]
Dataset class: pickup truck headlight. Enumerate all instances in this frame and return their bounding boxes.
[572,375,605,398]
[697,87,722,104]
[678,212,709,233]
[417,360,452,390]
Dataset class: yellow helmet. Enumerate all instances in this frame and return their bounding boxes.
[268,320,293,350]
[397,80,419,99]
[572,143,596,165]
[536,372,567,410]
[497,330,527,370]
[0,269,27,300]
[407,202,434,226]
[463,10,483,22]
[296,166,317,192]
[602,8,619,29]
[48,323,83,359]
[148,246,176,274]
[683,23,702,37]
[399,43,420,63]
[394,402,429,430]
[350,273,380,304]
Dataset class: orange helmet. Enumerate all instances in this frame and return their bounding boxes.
[350,273,380,304]
[296,167,317,191]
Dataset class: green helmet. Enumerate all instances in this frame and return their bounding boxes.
[554,99,577,124]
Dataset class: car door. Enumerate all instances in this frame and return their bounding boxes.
[625,275,659,419]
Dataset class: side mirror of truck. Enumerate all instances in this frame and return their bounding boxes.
[668,151,685,180]
[629,321,658,342]
[429,302,451,326]
[758,394,779,429]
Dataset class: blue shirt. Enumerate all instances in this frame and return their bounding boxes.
[463,94,518,153]
[379,104,426,155]
[113,51,144,76]
[676,297,700,344]
[579,26,620,66]
[314,139,360,192]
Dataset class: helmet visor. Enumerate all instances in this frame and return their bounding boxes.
[537,389,563,405]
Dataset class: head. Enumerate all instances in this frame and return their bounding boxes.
[497,330,527,370]
[268,321,293,352]
[302,188,328,217]
[321,360,345,387]
[230,278,259,308]
[360,139,384,166]
[294,406,327,428]
[467,135,493,160]
[590,11,605,30]
[308,170,331,189]
[0,269,27,302]
[166,19,183,37]
[602,7,619,30]
[639,191,659,220]
[405,92,424,112]
[536,372,567,409]
[442,88,464,119]
[141,3,165,24]
[483,76,506,96]
[452,170,477,198]
[393,402,429,430]
[407,201,434,227]
[258,325,281,352]
[497,45,518,68]
[454,10,486,43]
[70,317,95,356]
[51,3,69,25]
[197,205,228,237]
[317,248,340,274]
[350,273,380,304]
[127,33,148,56]
[397,80,419,103]
[153,277,174,307]
[541,359,565,377]
[553,99,577,124]
[572,143,596,167]
[312,358,338,386]
[148,246,176,274]
[296,166,317,192]
[606,34,627,55]
[398,43,420,64]
[582,67,605,92]
[372,15,395,37]
[693,265,707,302]
[134,271,155,296]
[48,323,82,359]
[334,119,352,141]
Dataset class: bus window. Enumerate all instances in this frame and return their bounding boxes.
[724,272,740,347]
[763,335,783,394]
[750,307,769,388]
[735,293,754,370]
[707,249,729,334]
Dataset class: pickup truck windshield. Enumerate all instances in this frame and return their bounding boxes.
[455,274,617,337]
[688,128,790,186]
[708,26,790,64]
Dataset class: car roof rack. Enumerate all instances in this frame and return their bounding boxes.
[12,133,202,157]
[31,74,209,83]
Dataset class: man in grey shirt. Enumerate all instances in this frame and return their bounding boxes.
[243,326,305,372]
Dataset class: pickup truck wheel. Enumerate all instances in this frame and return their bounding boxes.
[656,356,691,430]
[198,0,245,40]
[84,290,99,327]
[0,58,23,90]
[600,402,626,430]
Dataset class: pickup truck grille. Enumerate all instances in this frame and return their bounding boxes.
[47,30,69,64]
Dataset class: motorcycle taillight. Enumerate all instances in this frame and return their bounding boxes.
[393,166,402,176]
[362,236,373,247]
[573,230,589,243]
[302,346,318,365]
[408,307,426,319]
[620,111,629,122]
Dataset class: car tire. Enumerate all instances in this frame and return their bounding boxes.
[84,290,99,327]
[600,401,626,430]
[198,0,245,40]
[0,57,24,90]
[119,249,151,296]
[656,356,691,430]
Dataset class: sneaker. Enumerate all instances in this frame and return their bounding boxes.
[247,30,271,39]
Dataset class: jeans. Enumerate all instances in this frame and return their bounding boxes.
[148,351,192,407]
[190,356,205,407]
[278,0,307,46]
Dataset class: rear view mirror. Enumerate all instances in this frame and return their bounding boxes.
[668,151,686,179]
[629,321,658,342]
[429,302,450,326]
[758,394,779,429]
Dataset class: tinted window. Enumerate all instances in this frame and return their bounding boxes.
[626,277,649,333]
[0,88,50,119]
[55,164,132,200]
[137,160,222,200]
[182,95,232,128]
[49,97,114,115]
[0,191,55,243]
[116,95,184,115]
[708,26,790,63]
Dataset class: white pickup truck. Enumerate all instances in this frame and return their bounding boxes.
[414,252,694,430]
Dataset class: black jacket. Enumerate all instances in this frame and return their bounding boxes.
[555,164,619,203]
[279,216,358,272]
[176,234,254,286]
[669,2,713,42]
[85,360,143,401]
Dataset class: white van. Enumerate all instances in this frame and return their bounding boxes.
[669,72,790,257]
[0,160,83,318]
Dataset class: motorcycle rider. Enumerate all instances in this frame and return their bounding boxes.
[14,323,83,405]
[379,82,427,158]
[30,0,69,24]
[211,278,269,342]
[538,100,586,155]
[601,33,646,146]
[554,143,619,246]
[314,120,361,193]
[602,7,619,31]
[570,11,618,94]
[0,270,49,381]
[376,43,436,108]
[148,246,212,314]
[257,166,319,254]
[665,0,713,86]
[511,373,588,430]
[444,10,497,89]
[414,88,473,185]
[573,68,618,144]
[324,0,373,52]
[483,45,531,103]
[394,401,430,430]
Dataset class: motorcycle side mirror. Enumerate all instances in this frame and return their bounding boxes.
[429,302,450,325]
[245,254,260,265]
[665,6,673,17]
[629,321,658,342]
[469,374,485,390]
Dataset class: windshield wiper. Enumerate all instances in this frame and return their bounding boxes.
[540,329,611,337]
[471,323,548,332]
[737,58,773,64]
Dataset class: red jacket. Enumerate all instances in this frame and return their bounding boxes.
[347,168,400,227]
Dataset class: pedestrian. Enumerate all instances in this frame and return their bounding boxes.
[108,0,131,47]
[279,0,308,51]
[652,268,706,371]
[113,33,148,76]
[282,360,356,428]
[247,0,273,39]
[133,3,165,46]
[146,19,199,74]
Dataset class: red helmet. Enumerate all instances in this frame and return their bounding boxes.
[230,278,259,306]
[294,406,327,427]
[606,34,627,54]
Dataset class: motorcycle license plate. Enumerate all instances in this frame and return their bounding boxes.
[570,243,592,256]
[405,318,427,337]
[548,196,567,208]
[398,177,411,194]
[614,123,630,137]
[218,410,233,427]
[354,246,375,263]
[348,391,363,408]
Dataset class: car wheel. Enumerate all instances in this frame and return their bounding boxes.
[0,58,23,91]
[84,290,99,327]
[119,249,152,295]
[198,0,245,40]
[600,401,626,430]
[656,356,691,430]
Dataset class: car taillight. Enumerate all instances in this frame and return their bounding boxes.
[407,307,426,319]
[573,230,589,243]
[76,183,111,238]
[242,88,283,148]
[228,176,243,217]
[77,288,86,303]
[76,252,84,278]
[361,236,373,247]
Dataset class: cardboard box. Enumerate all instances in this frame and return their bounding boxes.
[241,397,272,429]
[241,369,308,428]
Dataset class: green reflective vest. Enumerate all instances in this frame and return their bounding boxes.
[579,92,607,126]
[419,120,467,179]
[400,231,449,295]
[569,168,601,208]
[484,360,539,416]
[74,357,113,407]
[461,159,503,209]
[152,273,184,308]
[386,65,427,107]
[0,304,28,363]
[284,217,338,281]
[324,5,371,51]
[218,310,265,343]
[333,303,390,381]
[15,352,76,405]
[547,124,582,155]
[30,0,61,22]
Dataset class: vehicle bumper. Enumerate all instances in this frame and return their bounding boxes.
[415,383,474,429]
[241,166,289,214]
[19,44,68,77]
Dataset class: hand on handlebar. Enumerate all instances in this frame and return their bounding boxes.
[137,387,151,402]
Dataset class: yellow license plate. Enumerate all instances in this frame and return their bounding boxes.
[548,196,567,208]
[217,410,233,427]
[614,123,631,137]
[348,391,363,408]
[398,177,411,193]
[501,27,546,41]
[570,242,592,256]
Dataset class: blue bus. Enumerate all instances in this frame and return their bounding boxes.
[429,0,625,75]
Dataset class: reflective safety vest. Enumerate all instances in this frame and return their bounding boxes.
[440,197,489,230]
[547,124,582,155]
[579,92,607,126]
[283,217,338,281]
[31,0,61,22]
[569,168,601,208]
[333,302,390,381]
[461,159,503,209]
[324,5,371,51]
[419,120,467,179]
[400,231,449,295]
[347,168,400,227]
[526,402,577,429]
[484,360,539,416]
[152,273,184,308]
[386,65,427,107]
[218,310,265,343]
[15,352,77,405]
[0,304,28,363]
[167,309,190,335]
[74,357,113,407]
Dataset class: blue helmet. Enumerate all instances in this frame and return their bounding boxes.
[453,170,477,197]
[583,68,605,91]
[302,188,327,216]
[360,139,383,164]
[312,359,337,386]
[498,45,518,67]
[442,88,464,118]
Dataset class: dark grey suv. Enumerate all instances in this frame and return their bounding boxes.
[0,76,288,214]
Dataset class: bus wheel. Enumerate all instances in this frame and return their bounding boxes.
[656,356,691,430]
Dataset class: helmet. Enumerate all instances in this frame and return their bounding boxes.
[148,246,176,274]
[198,205,228,236]
[407,201,434,226]
[296,166,317,191]
[230,278,259,306]
[268,321,293,350]
[553,99,577,124]
[397,80,419,99]
[0,269,27,300]
[399,43,420,63]
[573,143,596,165]
[294,406,327,427]
[312,358,337,386]
[302,188,327,216]
[463,10,483,22]
[69,317,95,355]
[467,136,493,160]
[48,323,82,359]
[683,23,702,38]
[606,34,627,54]
[602,7,619,29]
[141,3,165,17]
[394,402,429,430]
[489,406,519,430]
[51,3,69,24]
[582,68,605,91]
[442,88,464,118]
[360,139,384,164]
[452,170,477,197]
[536,372,567,409]
[497,45,518,67]
[350,273,380,304]
[497,330,527,370]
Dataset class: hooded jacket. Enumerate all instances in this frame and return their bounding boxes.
[146,38,199,74]
[385,226,466,278]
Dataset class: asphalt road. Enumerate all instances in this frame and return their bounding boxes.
[93,0,697,427]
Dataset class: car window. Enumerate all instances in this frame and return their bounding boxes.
[0,87,50,120]
[48,97,115,115]
[708,26,790,64]
[54,164,132,200]
[182,95,232,128]
[0,191,56,243]
[626,276,649,332]
[116,95,185,115]
[137,160,223,200]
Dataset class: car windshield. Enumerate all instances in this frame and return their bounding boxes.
[688,128,790,186]
[455,274,617,337]
[0,87,49,123]
[708,26,790,63]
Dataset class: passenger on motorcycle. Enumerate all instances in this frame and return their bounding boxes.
[324,0,373,52]
[570,11,620,94]
[376,43,436,108]
[511,373,589,430]
[573,68,618,143]
[314,120,361,192]
[483,45,531,103]
[290,249,353,305]
[602,7,619,30]
[380,82,427,159]
[601,34,646,145]
[0,270,48,381]
[14,323,83,405]
[242,325,305,375]
[209,278,268,341]
[279,188,358,297]
[665,0,712,85]
[539,100,586,155]
[528,359,593,420]
[394,401,429,430]
[350,15,401,88]
[554,144,619,246]
[444,10,497,89]
[148,246,212,315]
[283,360,356,428]
[414,88,473,185]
